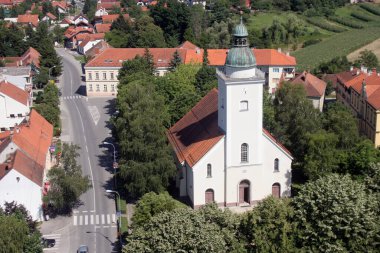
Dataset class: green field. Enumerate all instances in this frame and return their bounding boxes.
[292,27,380,70]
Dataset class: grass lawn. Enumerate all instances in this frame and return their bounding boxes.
[247,11,303,30]
[119,198,127,214]
[292,26,380,70]
[120,216,128,234]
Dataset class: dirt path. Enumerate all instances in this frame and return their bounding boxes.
[347,38,380,61]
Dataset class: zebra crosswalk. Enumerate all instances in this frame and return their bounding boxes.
[42,233,61,252]
[73,213,117,227]
[60,95,86,100]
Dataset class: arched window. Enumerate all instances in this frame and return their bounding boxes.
[240,100,248,111]
[205,189,214,204]
[207,164,212,178]
[272,183,281,198]
[241,143,248,163]
[274,158,279,172]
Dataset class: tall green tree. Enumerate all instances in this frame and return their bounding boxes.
[240,196,296,253]
[194,65,217,96]
[169,50,182,71]
[356,49,379,69]
[34,81,60,127]
[115,80,175,199]
[274,82,322,160]
[44,143,91,214]
[293,174,379,252]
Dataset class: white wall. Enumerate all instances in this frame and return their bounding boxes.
[225,133,292,205]
[192,138,225,207]
[1,75,30,90]
[0,142,18,163]
[0,93,29,131]
[0,170,43,221]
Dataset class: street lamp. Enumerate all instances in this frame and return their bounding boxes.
[48,65,56,80]
[102,141,117,188]
[106,190,122,245]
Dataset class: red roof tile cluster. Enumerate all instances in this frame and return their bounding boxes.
[11,109,53,167]
[46,12,57,20]
[95,23,111,33]
[101,13,129,23]
[167,89,292,167]
[0,80,29,106]
[78,33,105,48]
[85,43,297,68]
[97,1,121,10]
[0,0,13,6]
[349,69,380,109]
[52,1,69,10]
[17,14,39,27]
[64,26,93,39]
[86,48,196,68]
[85,41,112,58]
[291,71,327,98]
[0,47,40,68]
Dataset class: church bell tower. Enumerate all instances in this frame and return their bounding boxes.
[217,18,266,167]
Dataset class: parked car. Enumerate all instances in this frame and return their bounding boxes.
[41,238,56,248]
[77,245,88,253]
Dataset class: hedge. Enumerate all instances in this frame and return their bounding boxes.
[360,4,380,16]
[351,12,374,22]
[328,16,364,29]
[306,17,347,33]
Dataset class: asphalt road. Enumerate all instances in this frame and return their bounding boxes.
[41,48,118,253]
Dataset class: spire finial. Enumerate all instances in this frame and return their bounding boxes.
[240,15,243,24]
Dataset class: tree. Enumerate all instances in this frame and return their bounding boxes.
[314,56,351,75]
[0,202,42,253]
[169,50,182,71]
[293,174,379,252]
[44,143,91,213]
[204,20,232,49]
[131,16,166,48]
[124,205,245,252]
[274,82,322,160]
[155,64,201,124]
[0,23,28,57]
[132,192,186,227]
[118,53,154,85]
[194,65,217,96]
[240,196,296,253]
[347,139,380,176]
[356,49,379,69]
[115,81,176,199]
[34,81,60,128]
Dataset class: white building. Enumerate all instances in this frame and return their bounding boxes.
[167,21,292,208]
[0,80,30,132]
[0,67,32,91]
[0,150,44,221]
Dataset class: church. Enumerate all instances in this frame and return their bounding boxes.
[167,20,293,208]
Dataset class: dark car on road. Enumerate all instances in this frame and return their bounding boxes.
[41,238,55,248]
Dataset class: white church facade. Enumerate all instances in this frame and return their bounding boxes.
[167,20,292,208]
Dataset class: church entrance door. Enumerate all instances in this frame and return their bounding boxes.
[239,180,250,204]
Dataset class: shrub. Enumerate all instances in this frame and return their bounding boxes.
[302,38,322,48]
[328,16,364,29]
[360,3,380,16]
[351,11,374,22]
[306,17,347,33]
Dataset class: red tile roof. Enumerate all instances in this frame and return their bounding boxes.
[177,41,199,50]
[0,80,29,106]
[1,150,44,186]
[0,0,13,6]
[64,27,93,39]
[253,49,296,66]
[78,33,105,48]
[350,69,380,109]
[17,14,39,27]
[46,12,57,20]
[95,23,111,33]
[167,88,292,167]
[52,1,69,10]
[85,41,112,58]
[101,14,119,23]
[85,48,197,68]
[291,71,326,98]
[11,109,53,167]
[97,1,121,10]
[21,47,40,68]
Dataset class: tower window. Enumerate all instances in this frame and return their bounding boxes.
[207,164,212,178]
[274,158,279,172]
[241,143,248,163]
[240,100,248,111]
[273,68,280,73]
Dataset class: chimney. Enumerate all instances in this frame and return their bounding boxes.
[350,66,353,71]
[277,48,282,53]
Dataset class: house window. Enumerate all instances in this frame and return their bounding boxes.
[207,164,212,178]
[110,73,114,80]
[111,84,115,92]
[89,84,93,91]
[103,84,107,91]
[95,72,99,80]
[17,113,22,117]
[273,68,280,73]
[96,84,100,91]
[88,72,92,80]
[103,72,107,80]
[274,158,279,172]
[240,100,248,111]
[0,128,6,131]
[205,189,214,204]
[10,114,15,118]
[241,143,248,163]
